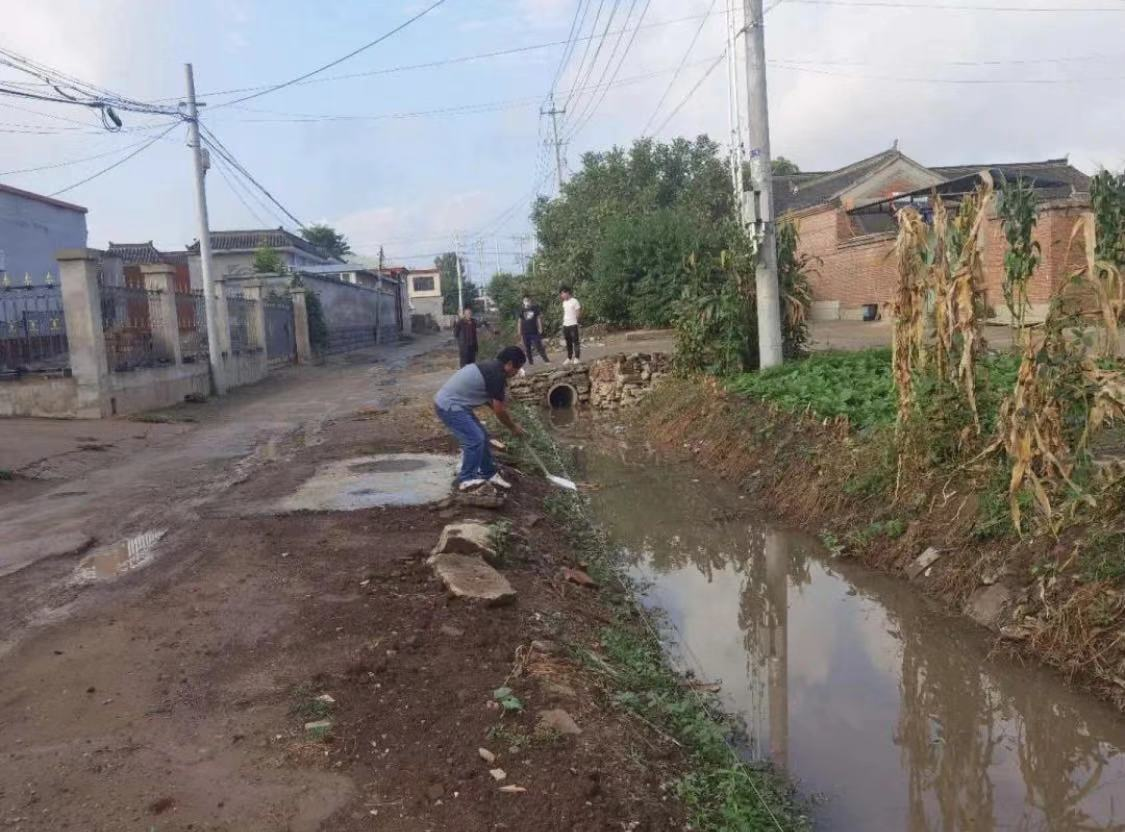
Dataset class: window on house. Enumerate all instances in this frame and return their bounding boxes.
[412,276,435,292]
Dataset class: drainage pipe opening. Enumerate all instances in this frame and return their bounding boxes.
[547,383,577,409]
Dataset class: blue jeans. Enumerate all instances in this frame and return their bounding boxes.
[435,406,495,483]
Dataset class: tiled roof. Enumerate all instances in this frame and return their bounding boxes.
[930,159,1090,194]
[774,149,901,215]
[185,228,331,260]
[774,150,1090,216]
[106,241,188,265]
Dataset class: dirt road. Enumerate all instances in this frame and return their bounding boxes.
[0,339,683,831]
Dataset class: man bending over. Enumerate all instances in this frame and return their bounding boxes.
[433,346,527,492]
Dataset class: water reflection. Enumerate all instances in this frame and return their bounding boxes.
[577,439,1125,832]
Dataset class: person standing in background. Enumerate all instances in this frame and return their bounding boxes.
[452,305,480,367]
[518,294,550,368]
[560,286,582,365]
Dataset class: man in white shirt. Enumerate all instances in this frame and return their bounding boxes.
[559,286,582,365]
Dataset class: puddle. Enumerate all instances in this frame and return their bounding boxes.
[569,429,1125,832]
[277,453,459,512]
[72,529,167,584]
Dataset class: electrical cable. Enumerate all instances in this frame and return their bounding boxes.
[549,0,590,96]
[640,0,721,136]
[0,135,158,176]
[48,121,178,196]
[563,0,624,113]
[785,0,1125,10]
[565,0,653,140]
[564,0,638,131]
[770,61,1125,84]
[210,0,447,109]
[210,152,271,227]
[560,0,610,110]
[649,51,727,137]
[198,124,306,228]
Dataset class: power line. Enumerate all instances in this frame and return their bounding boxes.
[211,0,448,109]
[563,0,624,113]
[770,61,1125,84]
[549,0,590,96]
[565,0,639,131]
[566,0,654,140]
[560,0,609,109]
[152,10,725,103]
[48,122,178,196]
[199,124,305,228]
[641,0,720,136]
[650,51,727,136]
[0,135,158,176]
[210,152,271,227]
[785,0,1125,10]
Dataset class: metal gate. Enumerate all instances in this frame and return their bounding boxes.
[264,295,296,365]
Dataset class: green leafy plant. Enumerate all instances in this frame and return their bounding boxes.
[252,245,286,274]
[492,686,523,712]
[997,176,1040,338]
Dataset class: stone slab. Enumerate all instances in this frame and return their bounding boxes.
[906,546,942,581]
[430,553,516,606]
[966,584,1012,630]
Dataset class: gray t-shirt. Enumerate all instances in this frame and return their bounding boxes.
[434,360,507,411]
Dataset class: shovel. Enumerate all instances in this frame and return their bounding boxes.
[523,444,579,491]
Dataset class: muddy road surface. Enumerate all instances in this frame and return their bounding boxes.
[0,344,683,831]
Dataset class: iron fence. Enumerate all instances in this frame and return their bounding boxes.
[264,294,296,364]
[227,292,259,355]
[0,286,69,375]
[101,284,171,371]
[177,290,209,363]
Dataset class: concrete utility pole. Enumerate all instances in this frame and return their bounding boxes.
[494,239,502,276]
[453,234,464,312]
[541,94,567,192]
[743,0,783,369]
[184,63,226,395]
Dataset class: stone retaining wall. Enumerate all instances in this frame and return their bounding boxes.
[508,352,670,410]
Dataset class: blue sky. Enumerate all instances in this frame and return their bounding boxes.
[2,0,1124,281]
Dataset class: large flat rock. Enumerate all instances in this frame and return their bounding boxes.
[276,453,458,512]
[430,554,516,606]
[431,521,497,562]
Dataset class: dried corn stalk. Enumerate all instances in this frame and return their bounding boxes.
[946,173,994,435]
[892,207,928,423]
[1067,213,1124,358]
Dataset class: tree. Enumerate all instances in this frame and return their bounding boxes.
[299,224,352,260]
[252,245,285,274]
[772,156,801,176]
[434,251,479,315]
[487,272,526,323]
[529,135,736,329]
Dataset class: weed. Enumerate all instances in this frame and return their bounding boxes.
[130,411,196,424]
[819,531,844,557]
[0,469,13,481]
[492,686,523,712]
[489,520,514,566]
[289,685,333,721]
[1078,530,1125,584]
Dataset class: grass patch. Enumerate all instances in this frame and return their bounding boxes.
[289,685,333,721]
[1079,530,1125,584]
[130,411,196,424]
[515,405,808,831]
[0,469,13,481]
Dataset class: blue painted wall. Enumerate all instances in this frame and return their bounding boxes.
[0,187,88,286]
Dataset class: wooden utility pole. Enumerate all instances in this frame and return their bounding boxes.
[744,0,783,368]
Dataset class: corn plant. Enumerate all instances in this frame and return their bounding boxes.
[997,176,1040,341]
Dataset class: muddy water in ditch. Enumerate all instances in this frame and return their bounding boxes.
[557,415,1125,831]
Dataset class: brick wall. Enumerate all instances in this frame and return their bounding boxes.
[795,201,1088,316]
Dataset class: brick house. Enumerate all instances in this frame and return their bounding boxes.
[775,148,1091,321]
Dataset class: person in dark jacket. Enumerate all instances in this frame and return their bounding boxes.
[452,305,484,367]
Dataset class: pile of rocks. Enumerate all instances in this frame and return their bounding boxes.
[507,365,591,406]
[588,352,671,409]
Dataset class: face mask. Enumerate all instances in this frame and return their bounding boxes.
[523,300,531,307]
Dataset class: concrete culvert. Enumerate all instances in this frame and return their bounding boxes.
[547,384,577,409]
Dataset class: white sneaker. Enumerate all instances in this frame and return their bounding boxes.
[459,478,486,491]
[488,473,512,490]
